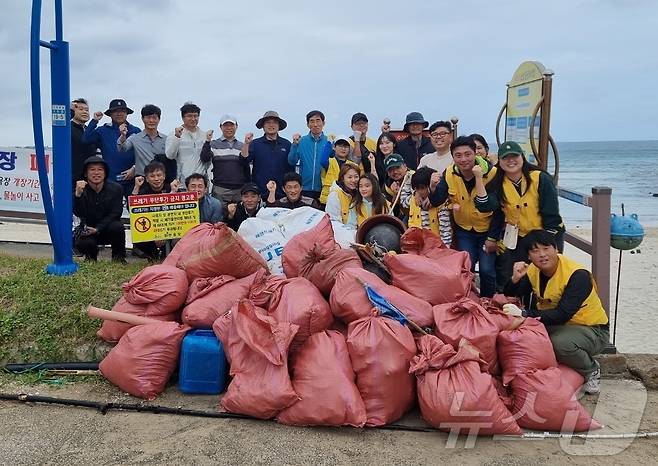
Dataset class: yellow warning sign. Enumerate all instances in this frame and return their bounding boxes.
[128,192,199,243]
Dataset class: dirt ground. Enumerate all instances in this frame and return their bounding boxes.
[1,377,657,465]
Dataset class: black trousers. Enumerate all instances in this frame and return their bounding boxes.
[75,220,126,260]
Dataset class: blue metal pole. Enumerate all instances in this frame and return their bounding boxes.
[30,0,57,238]
[31,0,78,275]
[48,38,77,274]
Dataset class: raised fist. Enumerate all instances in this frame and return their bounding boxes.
[266,180,277,193]
[352,130,362,142]
[227,203,237,218]
[206,129,214,142]
[367,153,375,164]
[119,123,128,138]
[75,180,87,197]
[134,176,145,188]
[174,126,184,138]
[170,179,181,192]
[472,164,483,178]
[93,111,103,121]
[512,261,530,283]
[381,118,391,133]
[244,132,254,144]
[429,171,441,191]
[390,181,400,194]
[292,133,301,144]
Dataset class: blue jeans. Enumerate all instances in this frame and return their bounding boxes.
[454,228,497,298]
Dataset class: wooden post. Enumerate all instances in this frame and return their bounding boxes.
[537,70,554,171]
[591,186,612,317]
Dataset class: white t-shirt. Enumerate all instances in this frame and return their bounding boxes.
[418,151,452,174]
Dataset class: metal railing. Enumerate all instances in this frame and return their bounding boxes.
[558,185,614,351]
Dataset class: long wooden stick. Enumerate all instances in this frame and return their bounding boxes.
[388,171,411,215]
[87,305,161,326]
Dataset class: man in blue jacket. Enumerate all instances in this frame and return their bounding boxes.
[288,110,331,201]
[240,111,293,199]
[82,98,140,202]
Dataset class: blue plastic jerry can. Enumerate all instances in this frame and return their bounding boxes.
[178,329,228,395]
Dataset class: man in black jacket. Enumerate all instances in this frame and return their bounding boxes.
[226,182,264,231]
[396,112,434,170]
[70,98,97,183]
[73,155,126,263]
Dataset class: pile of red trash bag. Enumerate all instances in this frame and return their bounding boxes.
[93,218,601,435]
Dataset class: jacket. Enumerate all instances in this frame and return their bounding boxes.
[82,119,140,181]
[288,132,331,192]
[73,180,124,233]
[200,138,249,189]
[396,135,434,170]
[71,121,97,182]
[246,135,293,198]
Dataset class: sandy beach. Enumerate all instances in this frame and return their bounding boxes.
[1,219,656,354]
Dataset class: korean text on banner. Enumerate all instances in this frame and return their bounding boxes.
[0,147,53,214]
[129,192,200,243]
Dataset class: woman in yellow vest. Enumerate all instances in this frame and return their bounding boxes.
[325,163,360,228]
[475,141,564,284]
[504,229,609,394]
[352,173,390,226]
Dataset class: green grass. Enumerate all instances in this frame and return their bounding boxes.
[0,254,146,365]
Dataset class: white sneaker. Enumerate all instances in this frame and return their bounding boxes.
[583,361,601,395]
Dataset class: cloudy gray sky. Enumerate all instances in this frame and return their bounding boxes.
[2,0,657,146]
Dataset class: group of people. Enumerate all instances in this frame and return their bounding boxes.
[71,99,609,394]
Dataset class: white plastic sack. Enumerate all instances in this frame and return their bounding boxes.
[238,217,287,275]
[279,207,327,240]
[331,221,356,249]
[256,207,291,223]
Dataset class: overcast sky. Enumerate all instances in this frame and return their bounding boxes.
[2,0,657,146]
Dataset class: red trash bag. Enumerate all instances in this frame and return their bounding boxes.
[400,227,447,259]
[182,274,254,328]
[282,215,336,278]
[99,321,189,400]
[385,252,473,306]
[122,264,189,314]
[277,330,366,427]
[410,335,522,436]
[511,367,602,432]
[433,298,501,375]
[176,223,268,281]
[268,277,333,356]
[212,308,235,365]
[162,222,217,267]
[347,315,416,426]
[478,294,518,331]
[301,247,363,297]
[331,268,434,327]
[497,318,558,385]
[248,268,290,309]
[96,297,178,343]
[558,364,586,392]
[219,299,299,419]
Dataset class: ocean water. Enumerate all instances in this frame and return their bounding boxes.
[513,140,658,228]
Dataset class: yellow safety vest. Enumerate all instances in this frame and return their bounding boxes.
[408,196,440,235]
[501,170,543,237]
[329,185,353,224]
[320,158,363,204]
[445,165,496,233]
[354,198,391,226]
[527,254,609,326]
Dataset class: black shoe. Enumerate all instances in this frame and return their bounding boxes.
[84,255,97,262]
[131,248,148,259]
[112,256,128,265]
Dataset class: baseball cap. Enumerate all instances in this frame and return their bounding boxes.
[220,114,237,126]
[384,153,405,171]
[333,135,354,148]
[241,182,261,195]
[351,112,368,125]
[498,141,524,159]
